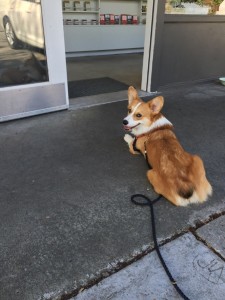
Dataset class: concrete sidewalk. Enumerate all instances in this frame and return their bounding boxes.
[0,79,225,300]
[73,216,225,300]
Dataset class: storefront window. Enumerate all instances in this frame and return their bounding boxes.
[0,0,48,88]
[165,0,225,15]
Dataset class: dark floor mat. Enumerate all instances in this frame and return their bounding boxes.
[68,77,129,98]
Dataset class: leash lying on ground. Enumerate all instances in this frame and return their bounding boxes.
[131,194,190,300]
[130,133,190,299]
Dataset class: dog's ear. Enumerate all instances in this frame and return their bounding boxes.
[128,86,138,104]
[148,96,164,114]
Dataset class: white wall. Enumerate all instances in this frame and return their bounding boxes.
[100,1,139,15]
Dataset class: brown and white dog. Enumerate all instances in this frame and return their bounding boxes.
[123,86,212,206]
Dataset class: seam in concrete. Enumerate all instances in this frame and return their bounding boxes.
[59,232,189,300]
[189,211,225,263]
[59,211,225,300]
[190,210,225,231]
[191,229,225,263]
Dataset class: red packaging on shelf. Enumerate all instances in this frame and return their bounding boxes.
[100,14,105,25]
[121,14,127,25]
[110,14,115,24]
[133,15,138,24]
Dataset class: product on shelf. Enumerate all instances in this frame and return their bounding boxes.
[73,1,82,11]
[63,0,72,11]
[100,14,105,25]
[127,15,133,24]
[142,5,147,13]
[110,14,115,24]
[99,14,120,25]
[114,15,120,24]
[81,19,88,25]
[121,14,135,25]
[104,14,110,24]
[73,19,80,25]
[62,1,143,26]
[84,1,91,11]
[65,18,73,24]
[91,19,98,25]
[121,14,128,24]
[121,14,139,25]
[133,15,138,24]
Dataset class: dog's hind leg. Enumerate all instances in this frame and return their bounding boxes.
[191,155,212,202]
[147,170,179,206]
[146,170,161,193]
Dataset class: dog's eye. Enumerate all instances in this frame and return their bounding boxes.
[136,113,142,118]
[128,109,131,113]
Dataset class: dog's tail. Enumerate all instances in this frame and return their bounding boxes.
[173,156,212,206]
[173,177,196,206]
[176,176,195,200]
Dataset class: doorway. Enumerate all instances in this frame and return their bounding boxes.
[66,53,144,100]
[62,0,150,100]
[67,53,143,89]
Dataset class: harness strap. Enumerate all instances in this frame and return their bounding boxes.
[132,137,140,153]
[133,138,151,169]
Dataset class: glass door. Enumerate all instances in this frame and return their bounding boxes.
[0,0,68,122]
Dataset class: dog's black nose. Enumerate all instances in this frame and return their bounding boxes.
[123,119,128,125]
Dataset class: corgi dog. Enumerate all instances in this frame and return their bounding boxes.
[123,86,212,206]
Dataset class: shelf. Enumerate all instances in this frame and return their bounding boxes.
[64,24,145,26]
[62,0,146,55]
[64,24,145,54]
[63,10,99,13]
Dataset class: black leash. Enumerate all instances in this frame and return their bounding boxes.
[131,194,190,300]
[131,135,190,299]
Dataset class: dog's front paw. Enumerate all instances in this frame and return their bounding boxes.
[124,134,134,145]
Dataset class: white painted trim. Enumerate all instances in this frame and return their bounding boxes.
[0,81,55,92]
[66,49,144,58]
[141,0,158,93]
[0,104,68,123]
[41,0,68,101]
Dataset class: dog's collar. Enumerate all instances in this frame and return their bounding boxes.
[135,124,174,140]
[133,117,173,139]
[132,123,173,168]
[135,132,150,140]
[133,124,174,153]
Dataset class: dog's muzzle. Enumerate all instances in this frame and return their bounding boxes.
[123,119,130,131]
[123,119,140,131]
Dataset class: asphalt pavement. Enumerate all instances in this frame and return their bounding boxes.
[0,79,225,300]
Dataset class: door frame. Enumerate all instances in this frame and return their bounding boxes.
[0,0,68,122]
